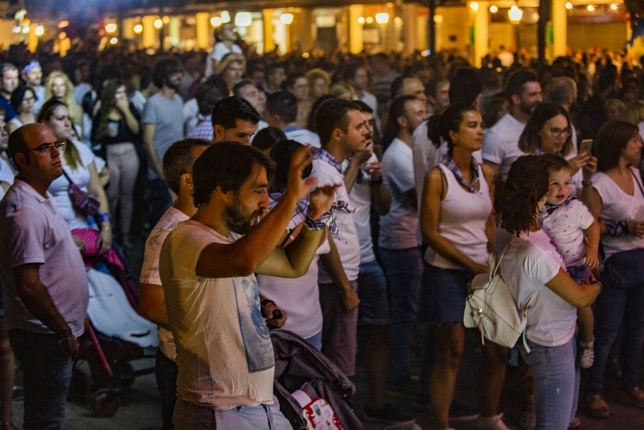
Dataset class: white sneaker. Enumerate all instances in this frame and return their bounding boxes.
[476,413,511,430]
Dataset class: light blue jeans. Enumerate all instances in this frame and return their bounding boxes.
[519,336,579,430]
[380,246,422,383]
[174,396,293,430]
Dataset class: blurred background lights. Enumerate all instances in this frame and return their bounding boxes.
[470,2,479,11]
[234,12,252,27]
[357,16,365,24]
[587,4,595,11]
[210,16,222,27]
[110,37,118,45]
[133,24,143,34]
[105,23,117,33]
[221,11,231,23]
[153,18,162,29]
[489,5,498,13]
[280,13,294,25]
[34,25,44,36]
[375,12,389,25]
[565,2,573,9]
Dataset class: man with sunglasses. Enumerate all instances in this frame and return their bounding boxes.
[0,123,88,429]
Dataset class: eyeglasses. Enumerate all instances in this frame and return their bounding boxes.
[24,141,66,153]
[550,127,572,137]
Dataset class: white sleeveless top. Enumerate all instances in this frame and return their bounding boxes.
[424,163,492,270]
[593,167,644,259]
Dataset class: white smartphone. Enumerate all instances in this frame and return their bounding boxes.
[579,139,593,155]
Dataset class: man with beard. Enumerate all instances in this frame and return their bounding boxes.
[159,141,336,428]
[0,64,18,122]
[482,69,542,177]
[379,95,427,389]
[142,58,185,226]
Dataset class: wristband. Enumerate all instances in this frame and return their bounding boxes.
[57,331,75,345]
[96,212,112,223]
[606,220,628,237]
[304,201,358,243]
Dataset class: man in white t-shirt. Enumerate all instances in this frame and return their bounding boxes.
[139,138,209,430]
[380,95,427,385]
[482,70,542,177]
[265,91,321,148]
[205,23,242,78]
[311,98,367,377]
[159,142,336,428]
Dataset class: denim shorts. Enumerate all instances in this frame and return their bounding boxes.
[357,260,390,325]
[567,265,591,285]
[422,262,474,324]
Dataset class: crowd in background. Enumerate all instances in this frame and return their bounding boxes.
[1,27,644,430]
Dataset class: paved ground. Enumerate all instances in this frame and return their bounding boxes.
[8,231,644,429]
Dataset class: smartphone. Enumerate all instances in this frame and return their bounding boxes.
[579,139,593,155]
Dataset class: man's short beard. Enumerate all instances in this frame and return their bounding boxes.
[224,193,263,235]
[164,77,180,91]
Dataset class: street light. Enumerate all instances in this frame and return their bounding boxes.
[105,23,117,34]
[235,12,252,27]
[133,24,143,34]
[470,2,479,11]
[375,12,389,25]
[508,5,523,24]
[587,5,595,11]
[565,2,573,9]
[280,13,294,25]
[34,25,44,37]
[490,5,498,13]
[153,19,163,29]
[210,16,222,27]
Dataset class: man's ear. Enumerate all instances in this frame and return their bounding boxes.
[331,127,343,141]
[180,172,193,190]
[510,93,521,107]
[213,124,224,140]
[13,152,26,169]
[397,115,408,128]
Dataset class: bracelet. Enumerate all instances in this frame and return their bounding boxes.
[96,212,112,223]
[57,331,75,345]
[304,206,327,232]
[260,299,275,316]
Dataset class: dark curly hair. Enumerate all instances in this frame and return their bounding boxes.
[426,102,477,154]
[494,155,549,235]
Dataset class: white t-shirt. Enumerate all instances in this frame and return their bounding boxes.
[424,164,491,269]
[183,98,200,137]
[160,221,274,409]
[312,158,361,283]
[139,206,189,361]
[257,237,329,340]
[205,42,242,77]
[48,140,96,230]
[412,121,446,208]
[496,228,575,347]
[344,153,378,263]
[539,198,595,267]
[593,168,644,259]
[0,157,15,185]
[284,126,321,148]
[379,138,418,250]
[482,113,526,178]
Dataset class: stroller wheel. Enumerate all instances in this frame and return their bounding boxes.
[91,388,120,417]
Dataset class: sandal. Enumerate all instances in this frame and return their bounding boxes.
[579,339,594,369]
[568,416,581,429]
[585,394,610,418]
[621,387,644,408]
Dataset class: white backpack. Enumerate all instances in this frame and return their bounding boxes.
[463,240,541,352]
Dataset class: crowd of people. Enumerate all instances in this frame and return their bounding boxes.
[0,33,643,430]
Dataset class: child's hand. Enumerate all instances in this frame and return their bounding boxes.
[585,249,599,270]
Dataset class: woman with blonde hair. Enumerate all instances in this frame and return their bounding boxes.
[621,102,644,141]
[44,71,83,136]
[329,82,355,101]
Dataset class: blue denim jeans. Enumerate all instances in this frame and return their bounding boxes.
[173,397,293,429]
[155,349,178,430]
[9,329,73,430]
[380,246,422,383]
[586,281,644,396]
[519,337,579,430]
[357,260,390,326]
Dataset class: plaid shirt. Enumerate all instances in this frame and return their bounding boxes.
[440,154,480,193]
[313,148,342,174]
[268,187,310,229]
[186,115,213,141]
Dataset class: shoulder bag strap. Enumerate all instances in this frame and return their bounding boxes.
[61,168,75,185]
[629,168,644,198]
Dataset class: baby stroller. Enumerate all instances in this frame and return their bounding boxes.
[69,240,157,417]
[271,329,365,430]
